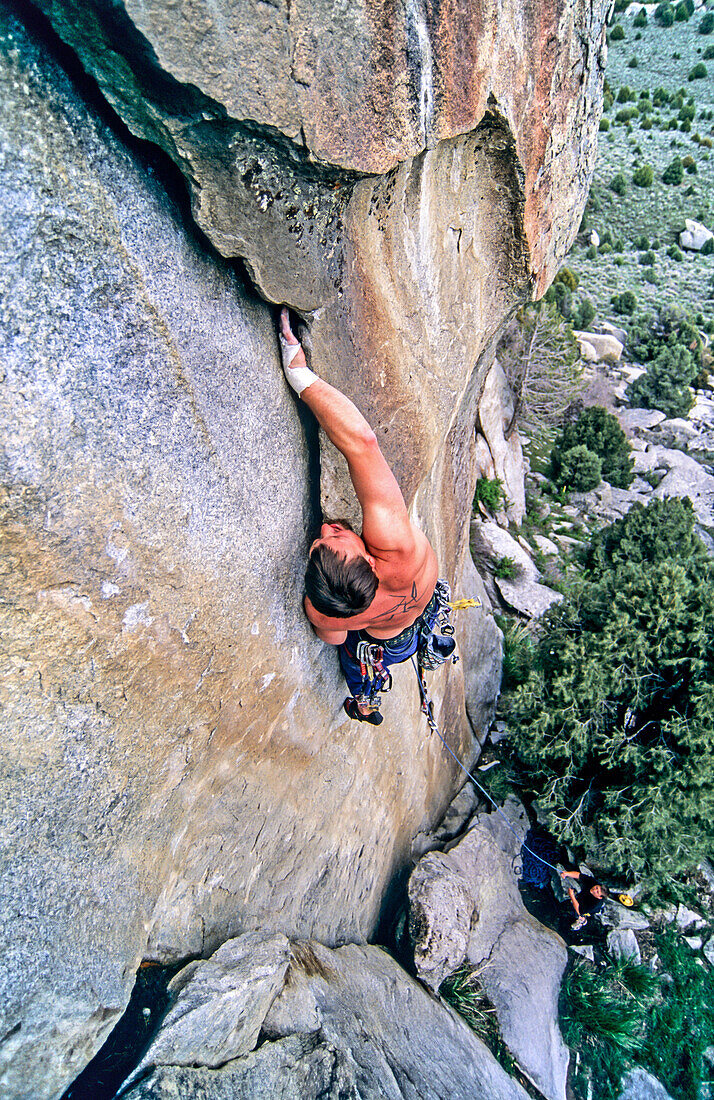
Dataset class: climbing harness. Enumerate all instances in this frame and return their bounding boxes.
[410,655,561,876]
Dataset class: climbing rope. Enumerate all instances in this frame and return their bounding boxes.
[410,655,561,875]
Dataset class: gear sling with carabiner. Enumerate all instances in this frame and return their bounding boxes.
[339,579,459,717]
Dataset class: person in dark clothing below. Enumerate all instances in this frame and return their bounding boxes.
[561,869,608,930]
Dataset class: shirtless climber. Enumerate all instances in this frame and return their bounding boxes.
[279,308,452,725]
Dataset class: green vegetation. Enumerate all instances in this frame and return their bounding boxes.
[698,11,714,33]
[561,957,660,1100]
[610,23,626,41]
[610,171,627,194]
[503,498,714,887]
[551,406,634,489]
[554,444,602,491]
[641,927,714,1099]
[662,155,684,183]
[611,289,638,314]
[655,2,675,27]
[689,61,708,79]
[634,8,647,27]
[494,556,519,580]
[625,306,702,418]
[632,163,654,186]
[474,476,506,513]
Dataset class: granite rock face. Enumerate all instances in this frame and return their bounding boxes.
[123,941,533,1100]
[3,0,608,1096]
[408,800,570,1100]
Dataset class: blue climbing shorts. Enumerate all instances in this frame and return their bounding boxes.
[338,589,439,699]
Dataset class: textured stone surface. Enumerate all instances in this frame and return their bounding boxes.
[124,942,533,1100]
[607,929,641,964]
[574,331,623,363]
[0,14,495,1099]
[618,1068,675,1100]
[3,0,610,1095]
[475,358,526,526]
[124,932,290,1087]
[409,801,570,1100]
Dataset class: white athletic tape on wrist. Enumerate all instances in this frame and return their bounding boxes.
[280,334,318,395]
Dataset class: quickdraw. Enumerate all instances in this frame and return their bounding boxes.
[355,640,392,713]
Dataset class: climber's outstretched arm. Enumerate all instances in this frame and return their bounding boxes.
[279,309,413,553]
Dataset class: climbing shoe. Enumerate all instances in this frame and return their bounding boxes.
[343,698,383,725]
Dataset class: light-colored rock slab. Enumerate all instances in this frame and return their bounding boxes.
[496,576,564,618]
[607,929,641,964]
[574,331,624,363]
[533,534,560,556]
[409,800,569,1100]
[618,1067,675,1100]
[632,449,660,474]
[127,942,534,1100]
[680,218,714,252]
[570,944,595,961]
[616,408,666,432]
[675,904,705,930]
[123,932,291,1087]
[704,938,714,966]
[601,321,628,346]
[600,902,650,932]
[476,359,526,525]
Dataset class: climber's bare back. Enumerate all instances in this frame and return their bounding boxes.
[305,524,438,643]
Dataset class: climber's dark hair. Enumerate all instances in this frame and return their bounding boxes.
[305,544,378,617]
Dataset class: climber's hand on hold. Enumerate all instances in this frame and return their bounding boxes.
[279,307,318,395]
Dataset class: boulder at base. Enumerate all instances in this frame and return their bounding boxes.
[122,942,532,1100]
[408,800,570,1100]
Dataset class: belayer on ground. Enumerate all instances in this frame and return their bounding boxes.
[278,308,455,724]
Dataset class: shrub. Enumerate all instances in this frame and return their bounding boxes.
[504,498,714,886]
[610,23,626,40]
[613,0,631,10]
[680,119,691,132]
[702,236,714,255]
[545,280,573,318]
[552,406,634,489]
[699,11,714,32]
[642,266,658,285]
[632,164,654,186]
[600,117,610,132]
[634,7,647,26]
[561,957,659,1099]
[616,107,638,123]
[679,103,696,121]
[572,297,596,331]
[633,234,649,250]
[675,0,691,18]
[553,267,579,290]
[586,244,597,260]
[497,300,583,440]
[668,244,684,261]
[652,86,670,106]
[611,289,638,314]
[554,445,602,491]
[587,496,702,572]
[627,343,697,417]
[639,250,656,265]
[640,116,652,129]
[689,62,708,79]
[655,2,675,25]
[662,156,684,183]
[617,85,636,103]
[704,44,714,58]
[474,476,505,512]
[494,556,519,580]
[627,56,639,67]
